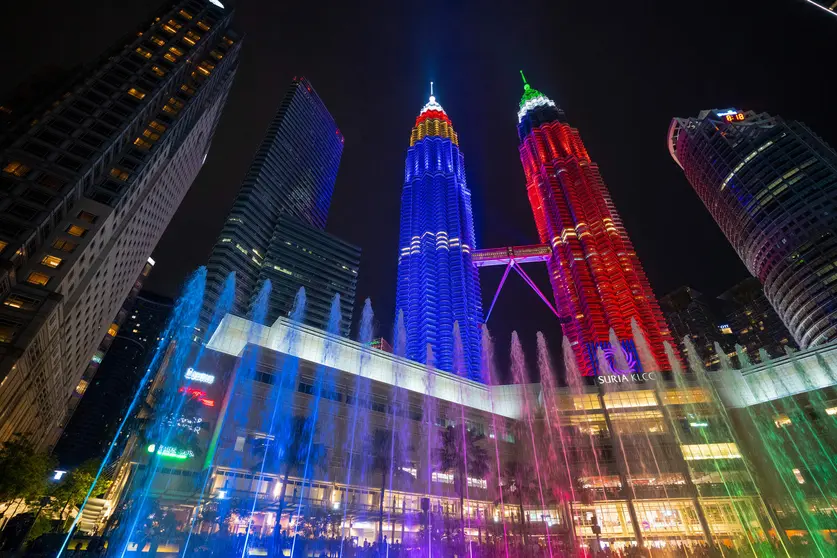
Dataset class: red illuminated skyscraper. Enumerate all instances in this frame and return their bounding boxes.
[516,73,675,376]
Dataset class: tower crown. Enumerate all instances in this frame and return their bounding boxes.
[411,85,458,146]
[517,71,557,122]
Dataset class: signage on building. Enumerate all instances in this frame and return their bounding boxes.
[716,109,746,122]
[590,342,658,384]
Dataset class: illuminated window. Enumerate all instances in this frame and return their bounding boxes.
[142,129,161,141]
[556,393,601,411]
[0,240,6,254]
[168,46,184,56]
[127,87,146,100]
[77,210,97,224]
[196,21,211,31]
[26,272,50,286]
[659,388,710,406]
[168,97,184,109]
[110,168,129,181]
[222,36,233,46]
[0,319,20,342]
[163,53,177,63]
[148,120,167,132]
[197,61,214,76]
[234,436,245,452]
[66,224,87,237]
[150,65,166,77]
[209,50,224,60]
[75,379,89,395]
[52,239,77,253]
[681,443,742,461]
[182,36,196,47]
[107,323,119,336]
[178,9,193,19]
[41,255,62,268]
[180,84,195,95]
[167,19,182,30]
[161,24,177,34]
[149,35,165,46]
[186,30,200,42]
[603,390,657,409]
[162,104,177,114]
[3,161,30,177]
[432,471,454,484]
[792,468,805,484]
[134,47,152,59]
[3,294,39,310]
[133,137,153,150]
[774,415,792,428]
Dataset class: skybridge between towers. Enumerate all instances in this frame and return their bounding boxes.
[471,244,563,323]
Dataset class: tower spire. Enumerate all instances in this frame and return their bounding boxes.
[430,81,434,97]
[520,70,530,91]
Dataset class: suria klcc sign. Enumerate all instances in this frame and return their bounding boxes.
[587,342,657,384]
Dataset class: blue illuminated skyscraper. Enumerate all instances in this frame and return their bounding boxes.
[395,91,482,380]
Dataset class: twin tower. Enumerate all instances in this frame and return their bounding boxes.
[395,76,675,380]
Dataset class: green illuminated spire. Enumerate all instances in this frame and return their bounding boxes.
[519,70,547,109]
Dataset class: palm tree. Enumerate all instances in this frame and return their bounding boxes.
[250,415,326,551]
[500,460,540,546]
[436,425,490,544]
[368,429,413,549]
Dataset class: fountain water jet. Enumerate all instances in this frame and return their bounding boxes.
[509,332,553,558]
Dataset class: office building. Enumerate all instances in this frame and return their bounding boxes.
[719,277,796,359]
[0,0,241,448]
[394,90,482,380]
[669,109,837,348]
[54,290,173,467]
[516,74,675,376]
[203,77,348,331]
[660,286,734,369]
[257,216,360,336]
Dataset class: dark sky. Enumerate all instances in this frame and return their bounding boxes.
[3,0,835,370]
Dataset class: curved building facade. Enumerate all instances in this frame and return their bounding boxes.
[395,92,482,380]
[517,75,675,376]
[669,109,837,348]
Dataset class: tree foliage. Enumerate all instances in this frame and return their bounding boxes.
[51,459,112,521]
[0,436,55,505]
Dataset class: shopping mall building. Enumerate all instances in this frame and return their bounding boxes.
[108,314,837,554]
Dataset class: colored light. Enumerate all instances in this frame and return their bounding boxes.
[147,443,194,459]
[395,89,483,380]
[517,75,678,376]
[185,367,214,384]
[179,386,216,407]
[716,109,740,117]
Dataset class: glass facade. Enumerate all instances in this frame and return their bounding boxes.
[516,75,676,376]
[395,93,482,379]
[203,77,348,330]
[257,215,360,336]
[669,109,837,348]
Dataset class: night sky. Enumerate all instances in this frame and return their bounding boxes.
[3,0,835,371]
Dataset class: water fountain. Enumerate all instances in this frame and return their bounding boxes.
[57,266,837,558]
